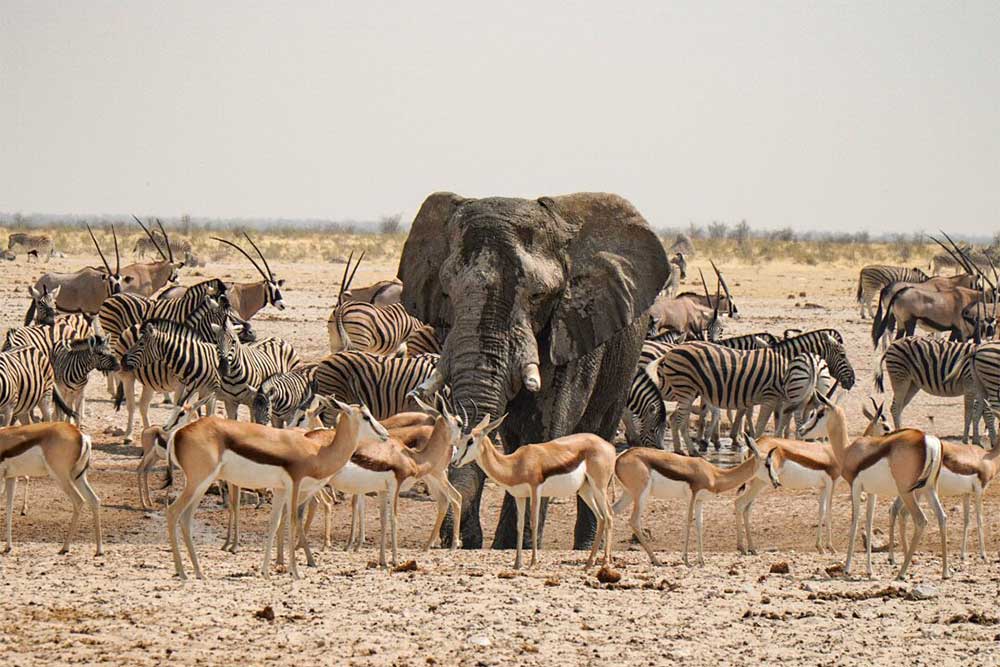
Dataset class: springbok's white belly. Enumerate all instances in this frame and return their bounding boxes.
[855,458,898,497]
[779,460,829,490]
[330,462,395,494]
[504,463,586,498]
[937,468,978,497]
[648,469,692,501]
[1,446,48,478]
[218,451,289,489]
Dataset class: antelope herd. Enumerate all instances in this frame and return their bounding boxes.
[1,214,999,587]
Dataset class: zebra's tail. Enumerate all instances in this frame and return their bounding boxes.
[871,286,905,349]
[113,382,126,411]
[73,434,92,480]
[855,271,864,304]
[52,387,78,422]
[334,305,352,351]
[873,349,888,393]
[910,434,942,492]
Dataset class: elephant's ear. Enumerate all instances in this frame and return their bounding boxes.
[542,194,669,366]
[397,192,465,328]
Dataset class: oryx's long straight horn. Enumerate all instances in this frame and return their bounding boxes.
[211,236,269,281]
[343,251,365,295]
[111,224,120,273]
[929,234,974,277]
[156,219,175,264]
[132,214,168,262]
[338,251,354,301]
[86,224,112,274]
[242,232,274,280]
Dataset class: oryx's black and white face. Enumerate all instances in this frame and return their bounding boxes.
[266,279,286,310]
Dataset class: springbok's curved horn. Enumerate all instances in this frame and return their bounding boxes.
[211,237,269,281]
[132,215,168,262]
[242,232,274,281]
[156,219,175,264]
[86,224,112,275]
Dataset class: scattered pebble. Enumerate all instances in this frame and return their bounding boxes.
[596,566,621,584]
[769,562,790,574]
[253,605,275,622]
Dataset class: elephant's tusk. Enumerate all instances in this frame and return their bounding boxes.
[522,363,541,393]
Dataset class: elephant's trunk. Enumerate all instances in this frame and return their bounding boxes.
[444,320,511,429]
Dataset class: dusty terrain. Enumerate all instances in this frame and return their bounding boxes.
[1,249,999,666]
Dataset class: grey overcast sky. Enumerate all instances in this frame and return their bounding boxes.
[2,1,998,234]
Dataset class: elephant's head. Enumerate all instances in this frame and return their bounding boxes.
[398,192,668,428]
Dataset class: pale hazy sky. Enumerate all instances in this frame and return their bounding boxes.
[2,2,998,234]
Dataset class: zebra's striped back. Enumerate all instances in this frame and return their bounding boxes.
[404,324,444,356]
[857,265,929,305]
[313,351,438,421]
[115,324,177,393]
[123,321,219,392]
[879,338,976,397]
[0,347,54,419]
[327,302,422,355]
[99,278,226,343]
[661,342,788,410]
[718,332,778,350]
[4,314,91,355]
[252,364,317,425]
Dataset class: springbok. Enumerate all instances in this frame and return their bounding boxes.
[165,402,387,579]
[888,438,1000,563]
[451,415,616,570]
[1,421,102,555]
[735,399,890,555]
[613,433,775,566]
[799,392,948,580]
[136,393,214,509]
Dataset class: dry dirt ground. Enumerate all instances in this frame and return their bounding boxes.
[1,252,999,666]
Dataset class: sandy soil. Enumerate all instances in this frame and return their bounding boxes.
[1,252,999,666]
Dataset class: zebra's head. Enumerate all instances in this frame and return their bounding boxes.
[88,334,120,372]
[28,284,60,326]
[250,385,272,425]
[123,322,163,371]
[821,335,856,390]
[209,319,243,376]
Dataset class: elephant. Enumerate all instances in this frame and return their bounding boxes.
[397,192,668,550]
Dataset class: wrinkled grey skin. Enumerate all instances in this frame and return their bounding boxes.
[398,192,667,549]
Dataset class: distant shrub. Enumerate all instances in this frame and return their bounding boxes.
[378,214,403,235]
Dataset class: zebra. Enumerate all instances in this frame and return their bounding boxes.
[660,334,855,452]
[969,342,1000,442]
[7,233,53,260]
[774,353,835,437]
[0,347,74,425]
[856,265,929,319]
[251,365,317,427]
[121,322,221,441]
[311,351,439,423]
[210,318,300,418]
[4,315,93,355]
[326,301,423,356]
[97,277,227,343]
[622,365,667,450]
[875,337,995,447]
[49,325,120,425]
[404,324,444,357]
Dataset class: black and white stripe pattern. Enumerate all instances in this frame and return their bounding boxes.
[660,332,854,452]
[970,342,1000,447]
[4,315,92,355]
[251,364,317,427]
[856,265,929,319]
[212,319,300,414]
[877,337,994,445]
[623,365,666,449]
[404,324,444,357]
[123,321,220,400]
[50,334,120,423]
[327,302,423,356]
[0,347,57,425]
[312,351,439,423]
[97,278,227,343]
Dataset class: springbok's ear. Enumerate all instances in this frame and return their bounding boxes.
[744,432,761,458]
[484,413,507,435]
